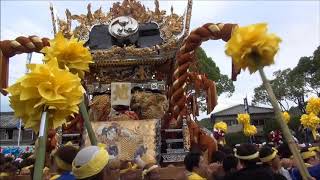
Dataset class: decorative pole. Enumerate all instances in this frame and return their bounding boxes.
[17,53,33,147]
[33,111,49,180]
[259,68,312,180]
[243,97,253,143]
[80,100,97,145]
[224,23,312,179]
[184,0,193,37]
[50,2,57,35]
[17,119,22,147]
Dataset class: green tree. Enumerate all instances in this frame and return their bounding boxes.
[197,118,212,131]
[193,48,235,112]
[225,132,249,146]
[252,69,293,111]
[194,47,235,96]
[291,46,320,97]
[252,46,320,115]
[263,118,280,135]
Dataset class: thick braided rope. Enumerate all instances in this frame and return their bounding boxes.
[169,23,238,122]
[0,36,50,95]
[187,72,217,114]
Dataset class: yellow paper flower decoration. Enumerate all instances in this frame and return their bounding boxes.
[225,23,282,73]
[300,113,320,140]
[282,111,290,124]
[243,124,257,137]
[300,113,320,130]
[306,97,320,115]
[6,59,84,132]
[41,32,93,79]
[237,113,251,125]
[214,121,228,133]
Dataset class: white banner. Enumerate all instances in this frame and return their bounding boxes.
[111,82,131,106]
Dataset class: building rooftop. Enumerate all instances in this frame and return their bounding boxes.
[213,104,274,117]
[0,112,22,128]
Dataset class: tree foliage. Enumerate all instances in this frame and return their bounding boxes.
[252,69,293,111]
[194,47,235,96]
[197,118,213,131]
[192,48,235,112]
[291,46,320,96]
[225,132,250,146]
[252,46,320,112]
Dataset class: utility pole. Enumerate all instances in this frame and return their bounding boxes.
[18,53,33,147]
[244,96,253,143]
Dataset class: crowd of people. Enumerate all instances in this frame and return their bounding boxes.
[186,143,320,180]
[0,141,319,180]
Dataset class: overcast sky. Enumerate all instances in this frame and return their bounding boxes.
[1,0,319,120]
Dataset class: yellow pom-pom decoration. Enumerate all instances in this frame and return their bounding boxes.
[300,113,320,130]
[306,97,320,115]
[300,113,320,140]
[243,124,257,137]
[41,32,93,79]
[225,23,282,73]
[5,59,84,132]
[214,121,228,133]
[237,113,251,125]
[282,111,290,124]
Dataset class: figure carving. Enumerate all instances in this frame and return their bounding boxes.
[136,66,147,81]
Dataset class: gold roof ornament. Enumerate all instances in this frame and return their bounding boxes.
[50,0,193,67]
[54,0,191,42]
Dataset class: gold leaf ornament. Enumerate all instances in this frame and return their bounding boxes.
[6,59,84,132]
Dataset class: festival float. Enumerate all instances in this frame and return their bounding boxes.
[0,0,227,164]
[1,0,316,179]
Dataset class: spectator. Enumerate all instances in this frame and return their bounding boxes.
[259,145,289,180]
[300,147,319,167]
[219,145,233,156]
[211,151,226,164]
[223,155,241,176]
[224,143,274,180]
[290,147,320,180]
[184,151,207,180]
[72,145,109,180]
[50,143,79,180]
[278,143,292,159]
[210,150,227,180]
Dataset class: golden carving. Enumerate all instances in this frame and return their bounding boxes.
[56,0,185,42]
[52,0,192,69]
[89,38,178,66]
[137,66,147,80]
